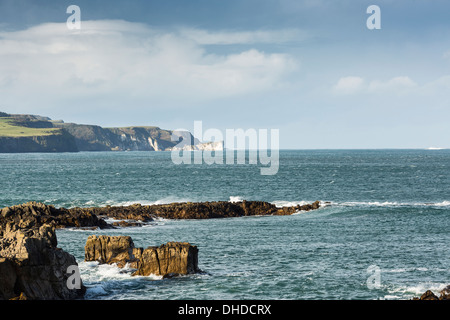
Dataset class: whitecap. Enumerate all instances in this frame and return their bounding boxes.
[229,196,243,203]
[388,282,448,296]
[271,200,313,208]
[86,284,108,296]
[337,201,450,208]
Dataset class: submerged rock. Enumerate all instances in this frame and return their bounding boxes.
[84,235,200,277]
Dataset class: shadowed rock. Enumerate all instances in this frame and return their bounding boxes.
[0,223,86,300]
[0,202,110,230]
[84,235,141,269]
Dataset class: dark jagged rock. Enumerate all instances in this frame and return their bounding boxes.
[134,242,200,277]
[439,285,450,300]
[1,200,321,231]
[0,202,89,299]
[84,235,141,269]
[419,290,439,300]
[0,202,111,231]
[84,235,200,277]
[0,223,86,300]
[413,286,450,300]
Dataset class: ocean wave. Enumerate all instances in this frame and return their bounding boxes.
[271,200,317,208]
[229,196,244,203]
[330,200,450,208]
[34,197,450,210]
[79,261,134,282]
[57,197,195,209]
[387,282,448,297]
[229,197,323,208]
[79,261,163,284]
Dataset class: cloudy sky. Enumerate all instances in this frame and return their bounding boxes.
[0,0,449,148]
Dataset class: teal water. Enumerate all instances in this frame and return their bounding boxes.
[1,150,449,299]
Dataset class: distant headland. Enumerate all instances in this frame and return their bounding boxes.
[0,112,214,153]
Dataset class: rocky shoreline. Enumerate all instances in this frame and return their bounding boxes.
[0,199,320,300]
[83,200,321,226]
[1,200,447,301]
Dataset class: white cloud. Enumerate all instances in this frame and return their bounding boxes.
[0,20,299,113]
[333,76,417,95]
[368,76,417,93]
[332,76,364,94]
[178,27,308,45]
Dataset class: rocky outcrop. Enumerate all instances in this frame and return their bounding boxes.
[0,223,86,300]
[0,202,88,299]
[413,286,450,300]
[134,242,200,277]
[84,235,141,269]
[1,200,320,231]
[83,200,321,222]
[0,202,110,230]
[84,235,200,277]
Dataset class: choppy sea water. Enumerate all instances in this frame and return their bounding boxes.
[1,150,449,299]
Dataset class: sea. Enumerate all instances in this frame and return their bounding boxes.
[0,149,449,300]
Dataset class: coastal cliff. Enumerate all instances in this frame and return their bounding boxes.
[0,131,78,153]
[0,112,207,153]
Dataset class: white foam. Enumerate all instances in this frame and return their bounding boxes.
[79,261,134,282]
[433,200,450,207]
[383,295,402,300]
[229,196,243,203]
[86,284,108,296]
[389,282,448,296]
[335,200,450,208]
[384,267,429,273]
[79,260,166,284]
[271,200,313,208]
[132,273,164,280]
[68,197,194,208]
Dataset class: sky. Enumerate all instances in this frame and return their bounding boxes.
[0,0,449,148]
